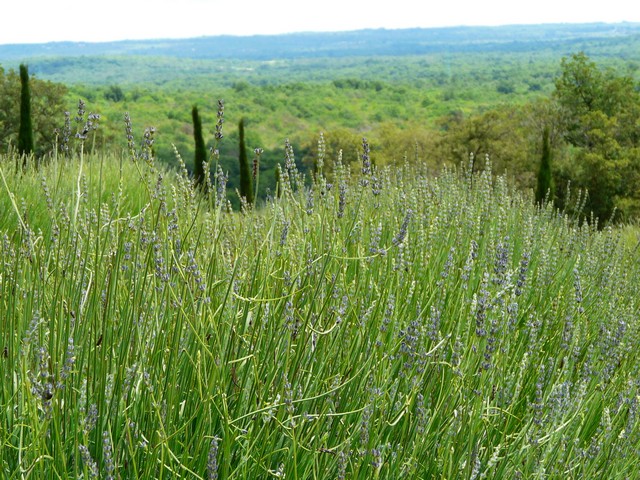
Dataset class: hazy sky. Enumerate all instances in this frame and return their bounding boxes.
[1,0,638,44]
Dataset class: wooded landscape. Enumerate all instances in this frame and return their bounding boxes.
[2,23,640,221]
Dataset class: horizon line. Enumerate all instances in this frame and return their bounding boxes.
[1,20,638,47]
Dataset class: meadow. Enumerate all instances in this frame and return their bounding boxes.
[1,129,639,478]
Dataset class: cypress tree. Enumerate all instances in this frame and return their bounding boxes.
[192,105,208,193]
[18,64,34,163]
[274,166,282,198]
[536,126,554,205]
[238,118,253,203]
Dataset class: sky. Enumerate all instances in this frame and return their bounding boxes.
[1,0,638,45]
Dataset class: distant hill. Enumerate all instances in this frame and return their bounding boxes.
[2,23,640,62]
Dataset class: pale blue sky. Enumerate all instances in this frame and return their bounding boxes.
[1,0,637,44]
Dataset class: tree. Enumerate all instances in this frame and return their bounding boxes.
[192,105,208,193]
[238,118,253,204]
[435,109,517,174]
[536,126,553,205]
[555,53,633,148]
[0,65,67,156]
[104,85,125,102]
[300,127,362,174]
[553,53,640,222]
[18,64,34,160]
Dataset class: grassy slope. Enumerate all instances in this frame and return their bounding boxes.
[1,150,639,478]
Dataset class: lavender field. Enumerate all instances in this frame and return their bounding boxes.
[1,132,639,478]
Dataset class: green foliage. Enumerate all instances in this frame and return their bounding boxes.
[0,65,66,156]
[237,118,253,204]
[17,64,34,159]
[555,53,635,145]
[554,53,640,222]
[5,23,638,172]
[192,104,207,192]
[536,126,554,205]
[104,84,125,102]
[496,81,515,94]
[3,29,640,222]
[428,54,640,224]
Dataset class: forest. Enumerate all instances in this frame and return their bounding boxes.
[2,22,640,221]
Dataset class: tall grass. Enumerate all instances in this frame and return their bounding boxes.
[0,145,639,479]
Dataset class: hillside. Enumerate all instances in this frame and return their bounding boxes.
[3,23,640,61]
[2,23,640,86]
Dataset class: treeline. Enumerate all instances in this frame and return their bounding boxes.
[3,23,639,62]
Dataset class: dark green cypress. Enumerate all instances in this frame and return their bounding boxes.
[238,118,253,203]
[274,166,282,198]
[18,64,34,163]
[536,126,554,205]
[192,105,208,193]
